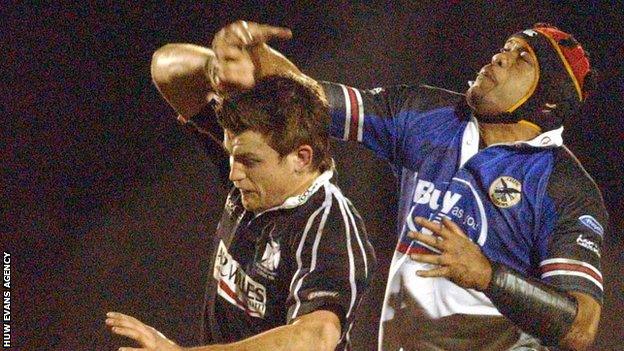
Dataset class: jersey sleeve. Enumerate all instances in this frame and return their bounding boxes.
[320,81,458,169]
[286,185,376,338]
[183,103,230,185]
[539,148,608,304]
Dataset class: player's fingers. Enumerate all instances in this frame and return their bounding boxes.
[108,312,145,326]
[212,29,243,56]
[105,317,121,327]
[230,22,253,46]
[118,348,145,351]
[106,317,141,331]
[407,231,445,250]
[106,311,143,323]
[441,217,468,239]
[213,21,257,48]
[414,217,450,238]
[416,266,450,278]
[239,20,254,43]
[214,45,246,61]
[106,313,132,328]
[251,23,293,42]
[219,22,247,44]
[110,326,146,344]
[409,253,444,265]
[106,311,127,319]
[106,313,152,336]
[213,21,291,53]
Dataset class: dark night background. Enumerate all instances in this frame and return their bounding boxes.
[4,1,623,350]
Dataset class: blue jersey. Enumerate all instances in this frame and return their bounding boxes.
[322,82,607,350]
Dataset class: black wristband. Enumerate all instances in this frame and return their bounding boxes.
[483,261,578,346]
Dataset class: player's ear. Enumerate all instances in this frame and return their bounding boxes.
[291,144,314,173]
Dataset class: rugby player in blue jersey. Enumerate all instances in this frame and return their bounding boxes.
[202,21,608,351]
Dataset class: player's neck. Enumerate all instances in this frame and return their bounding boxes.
[479,121,541,147]
[288,170,323,198]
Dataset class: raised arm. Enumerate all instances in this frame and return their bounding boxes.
[151,44,229,183]
[151,43,217,120]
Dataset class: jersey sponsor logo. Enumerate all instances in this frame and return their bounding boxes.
[401,176,489,252]
[412,179,462,213]
[488,176,522,208]
[404,179,464,252]
[578,215,604,237]
[213,240,267,318]
[576,234,601,257]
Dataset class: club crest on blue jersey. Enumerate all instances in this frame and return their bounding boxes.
[489,176,522,208]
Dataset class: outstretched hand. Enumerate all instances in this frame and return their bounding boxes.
[211,21,293,90]
[408,217,492,291]
[106,312,182,351]
[212,20,292,49]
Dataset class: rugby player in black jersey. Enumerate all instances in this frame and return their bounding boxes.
[105,46,376,351]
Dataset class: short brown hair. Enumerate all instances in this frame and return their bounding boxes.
[216,75,332,172]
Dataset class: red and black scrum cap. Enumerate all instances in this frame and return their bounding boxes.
[508,24,593,131]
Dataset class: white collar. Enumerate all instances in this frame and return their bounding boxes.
[482,125,564,148]
[254,170,333,217]
[460,117,563,167]
[513,126,564,148]
[467,116,564,148]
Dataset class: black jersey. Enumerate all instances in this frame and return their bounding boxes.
[185,107,377,349]
[201,170,376,350]
[185,107,376,349]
